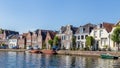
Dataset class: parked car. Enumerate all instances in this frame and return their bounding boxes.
[33,45,39,50]
[26,46,33,50]
[52,45,60,51]
[12,46,19,49]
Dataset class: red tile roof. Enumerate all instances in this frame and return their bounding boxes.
[103,22,114,33]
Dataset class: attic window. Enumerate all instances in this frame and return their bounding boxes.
[83,28,85,32]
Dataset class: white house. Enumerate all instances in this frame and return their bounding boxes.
[8,35,19,49]
[90,22,114,50]
[75,23,96,50]
[58,25,78,49]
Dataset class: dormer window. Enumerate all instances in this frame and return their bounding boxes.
[80,27,83,33]
[83,28,85,32]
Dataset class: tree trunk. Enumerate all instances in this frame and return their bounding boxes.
[117,43,119,51]
[118,43,120,51]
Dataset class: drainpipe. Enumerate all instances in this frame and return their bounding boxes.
[108,34,110,51]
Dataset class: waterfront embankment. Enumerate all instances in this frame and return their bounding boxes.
[0,49,120,57]
[57,50,120,57]
[0,49,27,52]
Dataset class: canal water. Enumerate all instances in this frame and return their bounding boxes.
[0,52,120,68]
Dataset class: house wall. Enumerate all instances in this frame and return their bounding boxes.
[45,32,52,49]
[75,33,88,49]
[26,33,32,47]
[8,39,18,48]
[32,33,37,47]
[61,30,73,49]
[18,37,26,49]
[90,28,110,50]
[37,35,43,49]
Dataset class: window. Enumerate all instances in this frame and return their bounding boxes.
[78,36,80,40]
[100,30,103,37]
[80,27,83,33]
[66,36,68,40]
[83,28,85,32]
[94,31,97,38]
[27,40,31,42]
[62,36,65,40]
[81,35,84,39]
[64,35,66,40]
[101,38,107,46]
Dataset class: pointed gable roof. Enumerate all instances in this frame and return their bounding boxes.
[103,22,114,33]
[47,31,56,39]
[60,25,78,34]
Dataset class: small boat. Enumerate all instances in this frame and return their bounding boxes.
[41,50,57,54]
[100,53,118,59]
[29,50,41,53]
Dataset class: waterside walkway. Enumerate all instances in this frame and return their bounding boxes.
[0,49,120,57]
[57,50,120,57]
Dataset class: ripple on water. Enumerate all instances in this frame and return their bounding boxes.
[0,52,119,68]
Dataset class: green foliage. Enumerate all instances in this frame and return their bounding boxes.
[85,36,95,49]
[1,43,5,46]
[0,29,3,34]
[42,42,46,49]
[72,36,76,46]
[111,27,120,50]
[103,45,108,49]
[53,36,59,46]
[111,27,120,44]
[48,40,53,47]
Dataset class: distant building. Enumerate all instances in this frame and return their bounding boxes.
[25,29,56,49]
[90,22,114,50]
[75,23,96,50]
[57,25,78,49]
[0,29,19,45]
[26,31,32,47]
[8,35,19,49]
[45,31,56,49]
[18,33,27,49]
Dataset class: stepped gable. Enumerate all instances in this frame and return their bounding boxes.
[35,29,56,40]
[60,25,78,34]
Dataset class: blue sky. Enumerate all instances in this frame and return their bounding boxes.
[0,0,120,33]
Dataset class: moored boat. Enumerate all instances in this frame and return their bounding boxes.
[100,53,118,59]
[29,50,41,53]
[41,50,57,54]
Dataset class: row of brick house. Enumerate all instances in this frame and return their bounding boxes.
[0,29,56,49]
[0,29,19,48]
[18,29,56,49]
[0,21,120,51]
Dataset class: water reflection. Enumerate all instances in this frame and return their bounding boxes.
[0,52,119,68]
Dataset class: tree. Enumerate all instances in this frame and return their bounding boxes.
[42,41,46,49]
[48,40,53,48]
[111,27,120,51]
[53,36,59,46]
[0,29,2,34]
[71,36,76,50]
[85,36,95,50]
